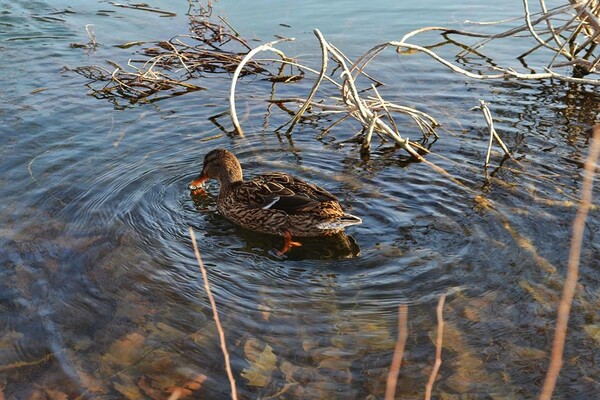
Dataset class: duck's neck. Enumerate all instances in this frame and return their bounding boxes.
[218,169,243,193]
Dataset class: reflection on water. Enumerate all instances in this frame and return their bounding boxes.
[1,0,599,399]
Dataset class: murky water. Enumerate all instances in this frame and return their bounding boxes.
[1,0,599,399]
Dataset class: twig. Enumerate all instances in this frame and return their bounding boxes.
[425,294,446,400]
[109,1,177,17]
[484,119,496,168]
[75,19,267,105]
[522,0,563,55]
[394,39,600,84]
[384,304,409,400]
[285,27,328,132]
[256,57,341,87]
[545,0,592,68]
[218,16,240,37]
[230,38,293,136]
[240,29,435,158]
[313,29,424,159]
[473,100,511,168]
[570,0,600,33]
[385,0,600,82]
[361,111,378,157]
[85,24,97,49]
[188,227,238,400]
[370,84,400,137]
[314,30,371,125]
[538,0,564,51]
[539,126,600,400]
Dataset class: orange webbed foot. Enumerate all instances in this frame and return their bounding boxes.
[276,231,302,256]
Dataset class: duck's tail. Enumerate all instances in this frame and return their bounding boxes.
[317,213,362,230]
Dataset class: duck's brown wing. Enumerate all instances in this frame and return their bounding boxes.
[244,172,339,214]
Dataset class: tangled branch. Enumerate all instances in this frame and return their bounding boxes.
[72,18,270,105]
[230,29,439,159]
[388,0,600,83]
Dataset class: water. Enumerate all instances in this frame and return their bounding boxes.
[1,0,599,398]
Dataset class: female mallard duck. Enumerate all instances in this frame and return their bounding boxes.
[189,149,362,254]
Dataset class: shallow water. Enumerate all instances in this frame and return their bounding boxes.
[1,0,599,399]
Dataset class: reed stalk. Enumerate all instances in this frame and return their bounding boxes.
[425,294,446,400]
[539,126,600,400]
[384,304,409,400]
[188,227,238,400]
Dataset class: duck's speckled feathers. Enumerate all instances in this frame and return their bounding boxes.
[246,172,337,214]
[191,149,361,240]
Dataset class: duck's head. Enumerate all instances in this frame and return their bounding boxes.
[189,148,243,190]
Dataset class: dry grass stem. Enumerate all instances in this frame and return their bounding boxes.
[228,29,438,158]
[425,294,447,400]
[360,111,378,157]
[523,0,562,55]
[539,126,600,400]
[76,1,600,165]
[396,40,600,84]
[254,57,340,86]
[384,304,409,400]
[473,100,512,169]
[188,227,238,400]
[309,29,435,159]
[70,24,99,50]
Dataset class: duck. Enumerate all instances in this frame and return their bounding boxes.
[189,149,362,254]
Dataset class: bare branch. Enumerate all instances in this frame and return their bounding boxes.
[230,38,293,136]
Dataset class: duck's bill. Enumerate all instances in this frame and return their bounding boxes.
[188,176,208,190]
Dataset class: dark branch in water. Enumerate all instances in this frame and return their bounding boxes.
[71,16,275,106]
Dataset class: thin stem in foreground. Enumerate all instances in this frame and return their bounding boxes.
[539,126,600,400]
[425,294,446,400]
[384,304,409,400]
[189,227,238,400]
